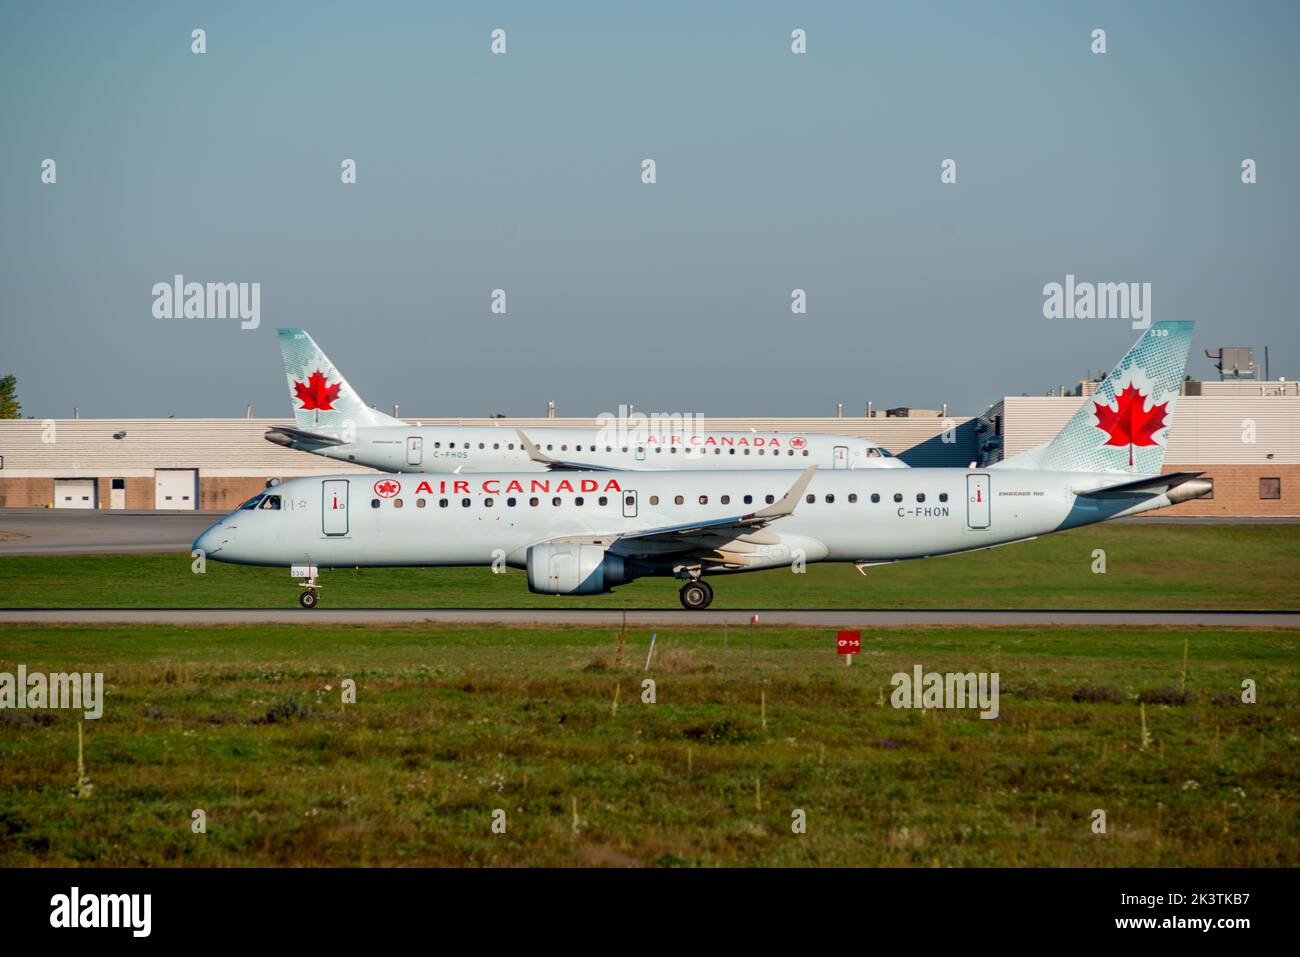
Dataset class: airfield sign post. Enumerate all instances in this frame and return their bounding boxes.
[837,630,861,666]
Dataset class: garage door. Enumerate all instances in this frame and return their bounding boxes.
[54,478,96,509]
[155,469,198,510]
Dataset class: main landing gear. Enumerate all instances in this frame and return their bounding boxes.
[299,575,320,609]
[679,579,714,611]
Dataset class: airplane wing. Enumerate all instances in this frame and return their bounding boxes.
[1072,471,1204,498]
[515,429,617,471]
[546,466,818,564]
[264,425,347,448]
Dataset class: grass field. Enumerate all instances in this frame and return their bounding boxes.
[1,523,1297,609]
[0,621,1295,866]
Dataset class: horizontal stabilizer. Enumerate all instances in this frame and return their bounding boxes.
[1073,471,1204,498]
[264,425,347,448]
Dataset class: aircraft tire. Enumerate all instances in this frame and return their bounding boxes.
[679,580,713,610]
[299,591,319,609]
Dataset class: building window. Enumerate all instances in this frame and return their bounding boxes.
[1260,477,1281,500]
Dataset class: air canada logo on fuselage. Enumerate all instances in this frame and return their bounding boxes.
[374,479,401,498]
[790,437,808,449]
[413,478,623,496]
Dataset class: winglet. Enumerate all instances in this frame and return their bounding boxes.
[752,466,817,520]
[515,429,556,466]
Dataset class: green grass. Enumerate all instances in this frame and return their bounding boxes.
[1,523,1297,608]
[0,622,1295,866]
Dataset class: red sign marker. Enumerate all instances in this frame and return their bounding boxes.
[836,630,861,655]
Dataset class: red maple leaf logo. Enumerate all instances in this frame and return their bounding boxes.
[1093,382,1169,466]
[374,479,400,498]
[294,370,340,411]
[790,436,807,449]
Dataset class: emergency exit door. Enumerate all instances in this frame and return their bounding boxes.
[322,480,349,535]
[406,437,422,466]
[833,446,848,469]
[966,474,990,529]
[622,489,638,518]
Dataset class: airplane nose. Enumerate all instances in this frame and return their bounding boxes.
[192,521,226,556]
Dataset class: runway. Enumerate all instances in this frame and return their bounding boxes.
[2,608,1296,626]
[0,509,215,556]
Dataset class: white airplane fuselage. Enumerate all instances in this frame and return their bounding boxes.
[270,424,907,473]
[195,467,1199,577]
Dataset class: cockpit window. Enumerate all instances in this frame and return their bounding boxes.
[258,495,282,510]
[240,493,266,510]
[867,448,881,458]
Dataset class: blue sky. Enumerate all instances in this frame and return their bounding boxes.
[2,1,1297,419]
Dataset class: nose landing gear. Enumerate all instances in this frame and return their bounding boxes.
[679,579,713,610]
[298,575,320,609]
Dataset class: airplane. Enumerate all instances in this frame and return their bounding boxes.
[265,328,907,472]
[197,321,1210,610]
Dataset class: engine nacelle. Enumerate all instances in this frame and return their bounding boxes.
[526,543,627,595]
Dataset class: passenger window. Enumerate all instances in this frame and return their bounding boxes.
[825,494,834,503]
[507,497,517,507]
[674,495,684,505]
[744,494,753,505]
[462,498,471,507]
[894,493,903,503]
[939,493,948,503]
[433,441,441,448]
[765,494,775,504]
[417,498,426,508]
[393,498,404,509]
[625,495,635,507]
[371,499,380,509]
[916,493,925,503]
[806,494,815,504]
[599,496,608,506]
[655,447,662,454]
[744,449,750,455]
[871,493,880,503]
[493,443,499,450]
[649,495,659,506]
[802,450,809,456]
[848,493,857,503]
[484,498,493,507]
[721,495,730,505]
[552,497,562,507]
[439,499,448,508]
[530,497,539,507]
[670,447,677,454]
[575,497,584,506]
[463,442,469,449]
[561,444,567,451]
[729,449,736,455]
[699,495,708,505]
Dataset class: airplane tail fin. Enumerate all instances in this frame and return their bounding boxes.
[277,329,404,435]
[995,321,1194,475]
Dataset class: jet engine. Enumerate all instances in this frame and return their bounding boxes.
[526,543,628,595]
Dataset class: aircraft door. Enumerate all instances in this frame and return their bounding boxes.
[635,446,646,462]
[833,446,848,469]
[406,437,422,466]
[322,479,350,536]
[622,489,638,518]
[966,474,990,529]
